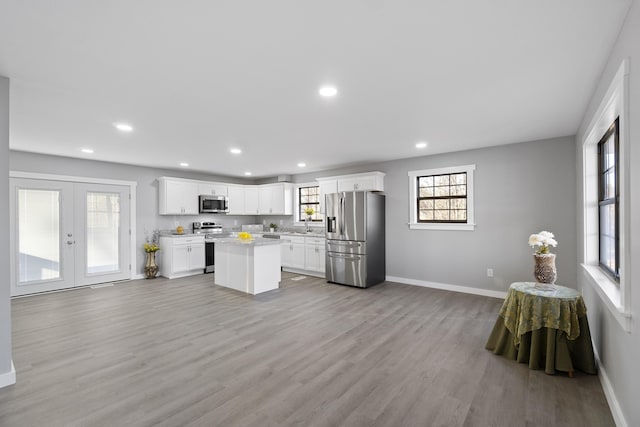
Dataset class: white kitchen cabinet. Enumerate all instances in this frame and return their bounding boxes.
[280,241,292,267]
[304,237,326,274]
[281,236,305,269]
[259,183,293,215]
[197,182,228,196]
[336,172,385,192]
[281,235,325,277]
[227,185,245,215]
[228,185,260,215]
[316,178,338,214]
[245,186,260,215]
[159,235,205,279]
[316,172,384,213]
[158,177,199,215]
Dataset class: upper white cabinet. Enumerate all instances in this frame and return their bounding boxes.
[316,178,338,214]
[197,182,228,196]
[245,186,260,215]
[227,185,260,215]
[227,185,246,215]
[259,183,293,215]
[336,172,385,192]
[159,177,199,215]
[316,172,384,213]
[227,183,292,215]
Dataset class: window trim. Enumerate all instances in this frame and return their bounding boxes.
[293,182,324,227]
[596,119,620,282]
[408,164,475,231]
[581,58,631,332]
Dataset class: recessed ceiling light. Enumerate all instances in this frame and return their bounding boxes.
[81,148,94,154]
[415,141,428,149]
[113,122,133,132]
[230,148,242,154]
[297,162,306,168]
[179,162,189,167]
[244,172,252,176]
[318,85,338,97]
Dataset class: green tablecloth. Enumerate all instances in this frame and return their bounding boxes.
[485,282,597,375]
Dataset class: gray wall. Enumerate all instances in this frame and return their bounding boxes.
[576,1,640,425]
[296,136,577,292]
[12,135,577,292]
[0,77,12,379]
[9,151,261,276]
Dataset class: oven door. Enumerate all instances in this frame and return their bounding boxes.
[205,241,215,273]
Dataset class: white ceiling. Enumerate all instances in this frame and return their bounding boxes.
[0,1,632,178]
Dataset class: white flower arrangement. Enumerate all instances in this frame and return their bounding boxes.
[528,230,557,255]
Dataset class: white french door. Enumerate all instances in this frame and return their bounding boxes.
[10,178,131,296]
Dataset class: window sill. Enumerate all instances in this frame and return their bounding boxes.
[408,222,475,231]
[581,263,631,332]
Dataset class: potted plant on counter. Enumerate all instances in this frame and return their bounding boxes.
[269,223,278,233]
[304,208,315,232]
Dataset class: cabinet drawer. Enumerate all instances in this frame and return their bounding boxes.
[305,237,325,246]
[282,235,306,244]
[172,236,204,245]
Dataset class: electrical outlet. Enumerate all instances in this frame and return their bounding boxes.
[233,220,238,226]
[279,220,283,225]
[487,268,494,277]
[174,220,179,227]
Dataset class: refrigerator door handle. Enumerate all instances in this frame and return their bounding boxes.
[328,242,361,248]
[328,253,361,261]
[340,195,345,236]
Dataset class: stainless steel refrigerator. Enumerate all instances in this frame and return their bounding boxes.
[325,191,385,288]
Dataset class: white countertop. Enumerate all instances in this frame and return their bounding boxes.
[159,233,202,238]
[263,232,326,239]
[212,237,283,246]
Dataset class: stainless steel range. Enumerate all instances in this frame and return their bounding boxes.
[193,221,224,273]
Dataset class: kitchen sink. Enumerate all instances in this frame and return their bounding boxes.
[262,234,281,239]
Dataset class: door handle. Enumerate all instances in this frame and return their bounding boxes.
[328,253,360,261]
[66,240,75,245]
[339,196,345,236]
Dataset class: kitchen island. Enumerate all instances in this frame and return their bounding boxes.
[213,237,283,295]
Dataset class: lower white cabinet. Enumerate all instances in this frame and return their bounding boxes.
[281,236,305,270]
[281,235,325,277]
[304,237,326,274]
[159,235,205,279]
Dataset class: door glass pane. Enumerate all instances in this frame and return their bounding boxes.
[86,192,120,274]
[18,189,61,283]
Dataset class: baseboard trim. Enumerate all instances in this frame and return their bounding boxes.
[386,276,507,299]
[281,267,325,279]
[593,348,628,427]
[0,361,16,389]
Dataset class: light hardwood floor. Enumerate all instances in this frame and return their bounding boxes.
[0,273,614,427]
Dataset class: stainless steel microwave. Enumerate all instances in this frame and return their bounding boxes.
[199,195,229,213]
